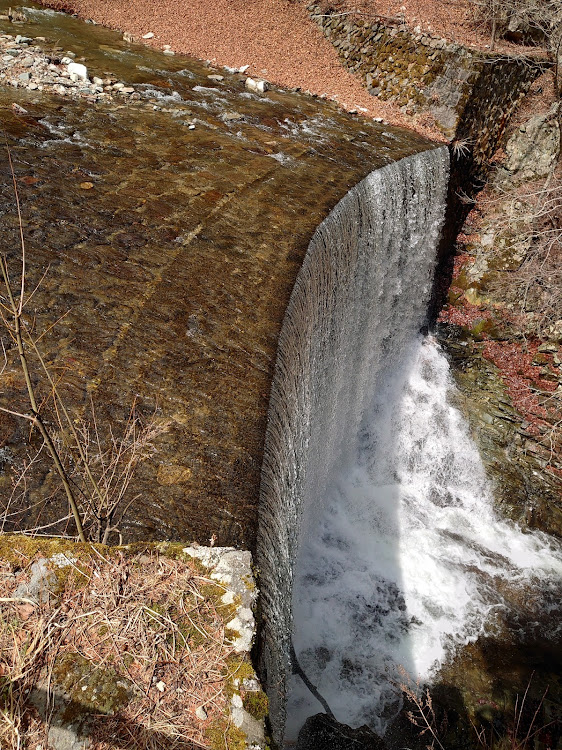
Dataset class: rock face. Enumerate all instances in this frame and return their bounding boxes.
[296,714,384,750]
[499,102,560,182]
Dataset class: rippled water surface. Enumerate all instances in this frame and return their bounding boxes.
[0,1,434,545]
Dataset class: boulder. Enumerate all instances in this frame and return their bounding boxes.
[500,103,560,182]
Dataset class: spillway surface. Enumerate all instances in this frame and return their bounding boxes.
[287,335,562,741]
[258,147,451,741]
[0,1,434,546]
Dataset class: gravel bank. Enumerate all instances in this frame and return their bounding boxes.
[37,0,440,137]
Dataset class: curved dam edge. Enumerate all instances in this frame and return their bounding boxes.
[256,146,450,743]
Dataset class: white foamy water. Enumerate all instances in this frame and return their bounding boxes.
[286,336,562,741]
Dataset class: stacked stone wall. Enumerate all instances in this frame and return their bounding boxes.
[308,3,546,172]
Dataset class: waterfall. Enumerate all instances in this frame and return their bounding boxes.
[257,147,450,743]
[286,335,562,740]
[258,143,562,745]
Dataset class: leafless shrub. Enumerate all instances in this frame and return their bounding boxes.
[1,146,169,543]
[395,666,447,750]
[470,0,560,53]
[397,667,555,750]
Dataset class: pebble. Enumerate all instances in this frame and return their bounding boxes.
[222,111,243,121]
[195,706,208,720]
[0,33,172,107]
[142,32,154,39]
[67,61,88,80]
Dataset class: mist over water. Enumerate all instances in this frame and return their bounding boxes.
[286,336,562,742]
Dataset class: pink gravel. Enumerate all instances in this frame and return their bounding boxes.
[39,0,442,139]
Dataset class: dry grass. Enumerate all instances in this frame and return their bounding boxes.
[0,541,246,750]
[395,666,447,750]
[397,667,555,750]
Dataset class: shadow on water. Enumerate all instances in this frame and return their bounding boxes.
[288,351,420,746]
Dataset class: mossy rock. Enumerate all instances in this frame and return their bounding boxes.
[242,690,269,721]
[53,652,132,720]
[206,717,247,750]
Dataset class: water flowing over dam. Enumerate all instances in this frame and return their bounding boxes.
[2,7,562,747]
[257,147,562,745]
[257,146,449,740]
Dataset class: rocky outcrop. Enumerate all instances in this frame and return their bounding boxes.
[0,537,266,750]
[496,101,560,183]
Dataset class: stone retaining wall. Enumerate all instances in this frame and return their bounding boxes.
[308,3,546,173]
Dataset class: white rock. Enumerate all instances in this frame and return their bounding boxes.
[238,64,250,73]
[245,77,268,94]
[67,62,88,81]
[195,706,208,720]
[142,32,154,39]
[231,694,243,709]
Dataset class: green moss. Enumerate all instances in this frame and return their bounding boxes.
[242,690,269,721]
[206,718,247,750]
[0,533,107,569]
[222,654,259,703]
[53,652,132,719]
